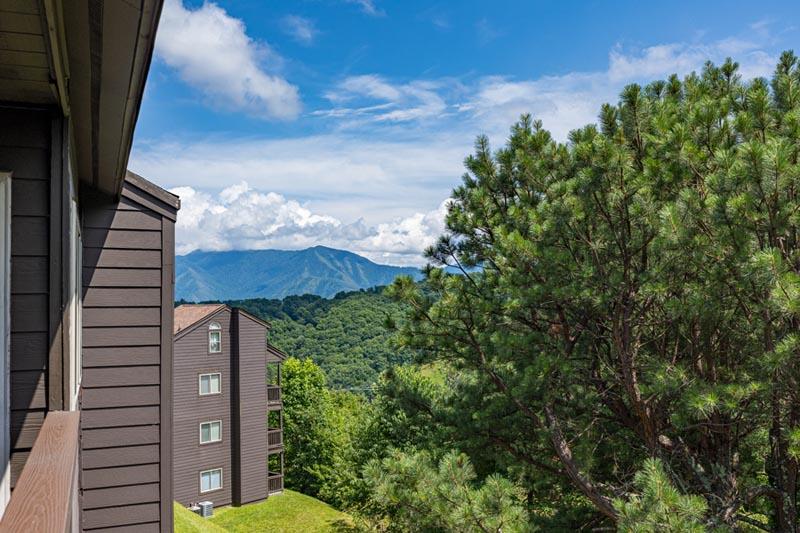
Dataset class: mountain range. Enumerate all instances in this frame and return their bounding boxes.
[175,246,423,301]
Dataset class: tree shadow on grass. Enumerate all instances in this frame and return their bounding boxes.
[329,518,365,532]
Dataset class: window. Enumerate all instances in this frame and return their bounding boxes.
[199,421,222,444]
[66,171,81,411]
[208,322,221,353]
[200,468,222,493]
[199,373,221,395]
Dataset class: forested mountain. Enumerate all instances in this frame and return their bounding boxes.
[219,288,414,389]
[175,246,422,301]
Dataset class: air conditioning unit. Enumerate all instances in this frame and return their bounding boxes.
[198,501,214,518]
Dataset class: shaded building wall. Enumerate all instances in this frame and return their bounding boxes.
[80,177,176,531]
[232,310,268,505]
[0,106,52,491]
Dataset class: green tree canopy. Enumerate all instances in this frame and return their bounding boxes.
[227,289,415,390]
[389,52,800,531]
[364,450,529,533]
[282,357,339,495]
[615,459,707,533]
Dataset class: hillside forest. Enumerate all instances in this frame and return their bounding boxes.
[190,53,800,532]
[182,286,416,390]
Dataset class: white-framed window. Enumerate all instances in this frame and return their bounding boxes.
[199,420,222,444]
[66,169,81,411]
[208,322,221,353]
[200,468,223,493]
[199,373,221,395]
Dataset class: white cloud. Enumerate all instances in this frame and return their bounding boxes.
[171,182,447,265]
[459,72,610,141]
[345,0,383,16]
[314,36,776,140]
[156,0,301,120]
[281,15,317,45]
[607,39,774,82]
[316,75,449,124]
[130,132,467,226]
[138,30,783,265]
[460,36,777,140]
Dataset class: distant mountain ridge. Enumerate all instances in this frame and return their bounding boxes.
[175,246,423,301]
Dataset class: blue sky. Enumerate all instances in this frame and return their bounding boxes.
[130,0,798,265]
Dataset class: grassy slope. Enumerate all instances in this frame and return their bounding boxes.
[174,502,227,533]
[174,490,352,533]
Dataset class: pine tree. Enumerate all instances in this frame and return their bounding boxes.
[615,459,707,532]
[364,450,529,532]
[389,51,800,530]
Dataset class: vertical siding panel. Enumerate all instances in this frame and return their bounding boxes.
[80,177,177,532]
[160,217,174,529]
[234,312,268,505]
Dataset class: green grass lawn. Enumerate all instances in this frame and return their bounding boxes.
[174,490,353,533]
[174,502,228,533]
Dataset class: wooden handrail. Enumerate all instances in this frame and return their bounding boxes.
[267,428,283,448]
[267,386,281,403]
[267,473,283,494]
[0,411,80,533]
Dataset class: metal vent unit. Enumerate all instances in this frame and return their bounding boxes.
[198,501,214,518]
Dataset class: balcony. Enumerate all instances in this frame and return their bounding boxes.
[267,386,281,407]
[267,472,284,495]
[267,428,283,451]
[0,411,80,532]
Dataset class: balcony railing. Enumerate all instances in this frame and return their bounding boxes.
[267,428,283,450]
[0,411,80,532]
[267,386,281,406]
[267,472,283,494]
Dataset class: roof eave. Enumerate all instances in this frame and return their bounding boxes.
[174,304,229,340]
[234,308,272,331]
[61,0,163,196]
[267,344,288,361]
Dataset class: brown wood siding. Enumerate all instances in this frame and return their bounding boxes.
[80,178,176,532]
[173,307,270,508]
[0,107,51,489]
[172,309,234,506]
[233,311,268,505]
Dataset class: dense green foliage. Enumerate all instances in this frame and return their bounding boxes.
[280,356,531,531]
[226,288,415,389]
[281,357,371,508]
[384,52,800,531]
[281,358,338,495]
[363,450,529,532]
[614,459,707,533]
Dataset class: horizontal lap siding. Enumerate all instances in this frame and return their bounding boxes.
[0,107,50,488]
[81,180,175,532]
[173,310,233,506]
[234,313,268,505]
